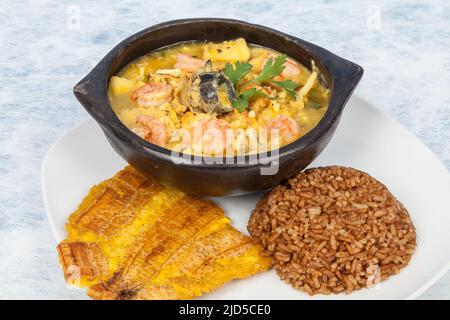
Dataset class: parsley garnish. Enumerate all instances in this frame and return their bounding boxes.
[223,61,252,89]
[247,55,287,85]
[232,88,267,112]
[224,54,299,112]
[270,79,298,98]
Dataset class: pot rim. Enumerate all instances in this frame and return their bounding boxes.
[74,18,363,170]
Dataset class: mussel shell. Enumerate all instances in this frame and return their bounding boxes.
[198,72,235,113]
[187,63,236,115]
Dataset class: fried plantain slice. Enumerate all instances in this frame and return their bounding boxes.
[57,241,108,287]
[57,166,271,299]
[66,167,165,238]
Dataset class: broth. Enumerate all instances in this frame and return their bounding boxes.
[108,38,329,156]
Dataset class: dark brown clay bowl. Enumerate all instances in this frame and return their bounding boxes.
[73,18,363,196]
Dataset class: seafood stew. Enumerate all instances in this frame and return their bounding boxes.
[108,38,330,156]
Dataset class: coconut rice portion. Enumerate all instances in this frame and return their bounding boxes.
[248,166,417,295]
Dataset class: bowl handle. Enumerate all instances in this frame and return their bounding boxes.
[331,58,364,105]
[73,67,109,124]
[302,41,364,108]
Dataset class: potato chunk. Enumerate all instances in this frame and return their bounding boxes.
[109,76,144,95]
[203,38,250,62]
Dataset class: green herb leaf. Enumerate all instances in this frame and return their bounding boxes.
[232,88,266,112]
[225,54,299,112]
[232,97,249,113]
[270,79,298,98]
[223,61,253,88]
[249,54,287,85]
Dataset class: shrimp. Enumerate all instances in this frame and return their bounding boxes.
[191,119,231,156]
[133,115,168,147]
[174,53,205,72]
[280,59,301,79]
[131,82,172,108]
[266,115,301,145]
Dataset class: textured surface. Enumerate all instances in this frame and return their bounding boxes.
[0,0,448,299]
[248,166,417,295]
[58,166,270,299]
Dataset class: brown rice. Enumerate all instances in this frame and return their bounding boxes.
[248,166,417,295]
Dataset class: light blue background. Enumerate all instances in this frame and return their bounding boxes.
[0,0,448,299]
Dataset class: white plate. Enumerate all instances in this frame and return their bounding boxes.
[42,96,450,300]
